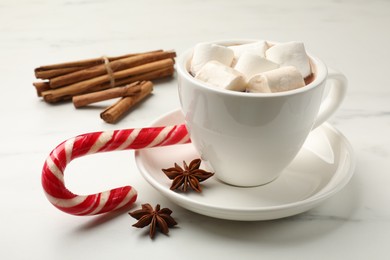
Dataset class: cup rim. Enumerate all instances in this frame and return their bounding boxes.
[176,39,328,98]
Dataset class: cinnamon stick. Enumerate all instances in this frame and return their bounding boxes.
[88,66,174,93]
[41,58,174,103]
[35,66,90,79]
[50,51,176,88]
[33,81,51,97]
[100,81,153,124]
[72,81,143,108]
[34,49,163,79]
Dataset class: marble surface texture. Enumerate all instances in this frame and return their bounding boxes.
[1,0,389,259]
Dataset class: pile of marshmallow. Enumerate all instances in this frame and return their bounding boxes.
[190,40,312,93]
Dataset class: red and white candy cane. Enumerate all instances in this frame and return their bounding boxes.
[42,124,190,216]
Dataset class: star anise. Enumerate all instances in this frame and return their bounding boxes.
[162,158,214,192]
[129,203,177,239]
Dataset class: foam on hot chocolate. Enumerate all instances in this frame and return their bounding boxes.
[190,40,312,93]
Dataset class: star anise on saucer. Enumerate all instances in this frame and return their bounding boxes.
[162,158,214,192]
[129,203,177,239]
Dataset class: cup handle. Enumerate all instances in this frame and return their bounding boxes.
[312,69,348,129]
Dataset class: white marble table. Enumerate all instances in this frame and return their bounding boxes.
[1,0,389,259]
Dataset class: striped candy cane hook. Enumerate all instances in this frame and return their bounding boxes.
[42,124,190,216]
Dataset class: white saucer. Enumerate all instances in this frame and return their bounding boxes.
[135,109,356,221]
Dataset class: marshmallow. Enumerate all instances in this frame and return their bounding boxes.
[228,41,268,60]
[195,61,247,91]
[234,52,279,80]
[190,43,234,75]
[247,66,305,93]
[265,41,312,78]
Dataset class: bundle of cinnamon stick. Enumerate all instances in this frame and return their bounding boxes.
[33,50,176,123]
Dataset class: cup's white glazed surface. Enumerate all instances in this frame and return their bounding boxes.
[177,40,347,187]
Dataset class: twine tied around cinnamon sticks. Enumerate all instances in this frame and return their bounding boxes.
[33,50,176,123]
[102,55,116,88]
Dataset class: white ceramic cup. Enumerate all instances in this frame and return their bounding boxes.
[177,40,347,187]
